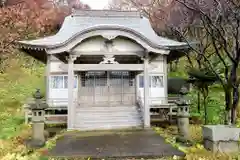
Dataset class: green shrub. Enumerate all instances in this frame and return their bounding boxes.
[168,78,190,94]
[0,58,44,139]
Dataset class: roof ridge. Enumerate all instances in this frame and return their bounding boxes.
[71,9,142,18]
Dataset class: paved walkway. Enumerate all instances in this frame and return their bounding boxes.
[49,129,184,159]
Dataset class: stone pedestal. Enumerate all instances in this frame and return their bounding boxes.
[175,86,191,145]
[177,106,190,138]
[202,125,240,153]
[32,121,45,145]
[176,105,191,144]
[29,109,46,148]
[27,89,48,148]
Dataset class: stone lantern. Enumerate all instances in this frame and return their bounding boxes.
[28,89,48,148]
[175,86,191,144]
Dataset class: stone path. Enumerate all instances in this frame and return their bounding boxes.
[49,129,184,159]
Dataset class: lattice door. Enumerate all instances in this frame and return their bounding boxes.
[79,71,136,106]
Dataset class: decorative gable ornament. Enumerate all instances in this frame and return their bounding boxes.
[100,55,119,64]
[102,39,115,52]
[99,40,119,64]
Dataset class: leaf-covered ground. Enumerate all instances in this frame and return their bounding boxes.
[1,123,239,160]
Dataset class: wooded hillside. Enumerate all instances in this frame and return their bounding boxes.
[109,0,240,124]
[0,1,89,159]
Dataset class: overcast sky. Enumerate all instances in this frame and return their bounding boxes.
[81,0,110,9]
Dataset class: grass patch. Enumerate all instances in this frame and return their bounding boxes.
[0,59,45,159]
[0,115,25,139]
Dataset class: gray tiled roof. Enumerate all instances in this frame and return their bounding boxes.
[18,10,189,50]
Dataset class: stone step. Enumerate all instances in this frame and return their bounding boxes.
[78,105,136,108]
[77,109,139,113]
[75,118,142,123]
[77,112,140,116]
[77,120,142,123]
[74,105,143,131]
[77,116,141,120]
[77,117,141,121]
[77,121,142,125]
[76,114,142,120]
[74,123,143,131]
[76,108,138,112]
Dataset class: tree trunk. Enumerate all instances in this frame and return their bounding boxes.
[230,63,239,124]
[231,108,237,124]
[224,87,232,124]
[204,96,207,124]
[197,91,201,113]
[203,87,209,125]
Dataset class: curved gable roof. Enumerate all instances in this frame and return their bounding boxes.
[17,10,189,51]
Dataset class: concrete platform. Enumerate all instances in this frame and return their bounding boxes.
[48,129,184,159]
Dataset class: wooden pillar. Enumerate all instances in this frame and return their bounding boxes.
[163,56,168,104]
[121,72,124,104]
[68,55,76,129]
[144,52,150,128]
[45,55,51,104]
[135,74,139,102]
[107,71,110,105]
[77,72,81,103]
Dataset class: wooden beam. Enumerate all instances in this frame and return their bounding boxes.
[59,64,145,71]
[72,51,144,57]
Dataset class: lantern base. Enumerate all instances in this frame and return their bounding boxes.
[176,136,192,147]
[26,139,45,149]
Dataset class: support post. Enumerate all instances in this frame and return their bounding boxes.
[45,55,51,104]
[135,74,139,102]
[77,72,81,103]
[144,52,150,128]
[68,55,76,129]
[163,55,168,104]
[107,71,110,106]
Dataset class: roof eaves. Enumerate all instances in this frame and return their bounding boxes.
[16,41,48,51]
[166,44,190,50]
[16,26,194,52]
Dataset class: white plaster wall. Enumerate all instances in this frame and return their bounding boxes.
[49,61,65,73]
[49,88,78,106]
[73,36,144,53]
[149,57,164,74]
[112,38,144,52]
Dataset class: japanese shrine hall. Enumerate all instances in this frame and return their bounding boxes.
[17,10,190,131]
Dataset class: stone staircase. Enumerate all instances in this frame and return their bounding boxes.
[74,105,143,131]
